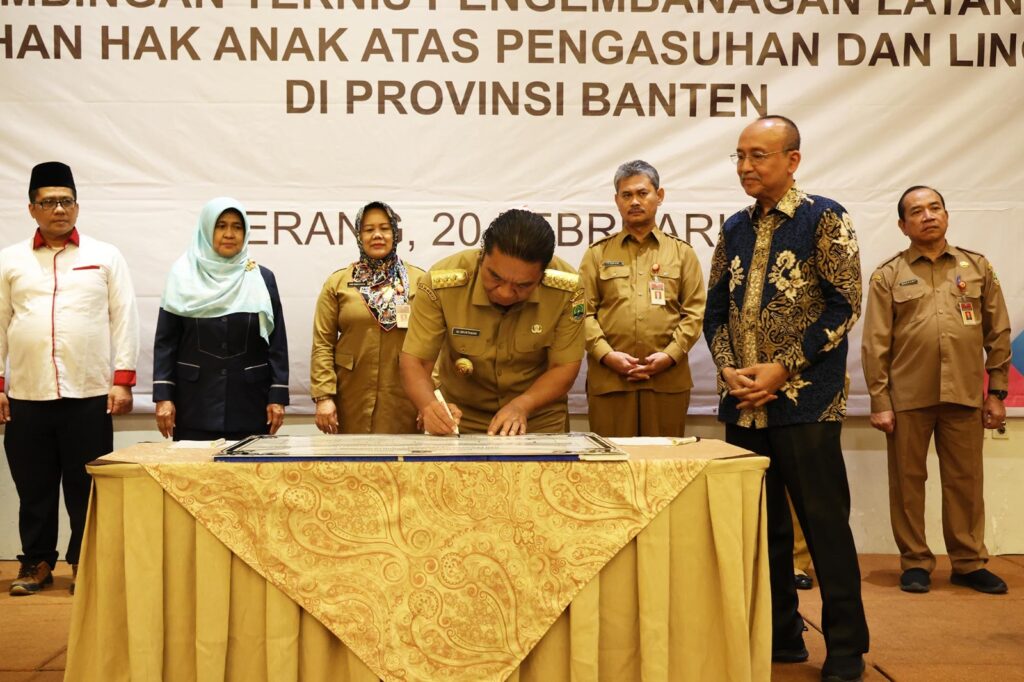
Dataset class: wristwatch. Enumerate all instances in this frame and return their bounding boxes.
[988,389,1008,401]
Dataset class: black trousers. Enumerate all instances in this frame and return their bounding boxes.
[4,396,113,567]
[727,421,870,659]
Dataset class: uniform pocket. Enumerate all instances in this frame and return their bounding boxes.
[243,363,270,384]
[892,285,927,324]
[892,286,925,304]
[177,361,200,382]
[599,266,630,281]
[334,352,354,371]
[950,283,982,300]
[450,334,488,358]
[660,265,681,301]
[514,325,554,353]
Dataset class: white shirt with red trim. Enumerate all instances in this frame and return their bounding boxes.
[0,228,139,401]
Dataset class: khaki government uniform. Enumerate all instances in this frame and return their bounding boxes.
[310,263,426,433]
[862,243,1011,573]
[402,249,585,434]
[579,227,706,436]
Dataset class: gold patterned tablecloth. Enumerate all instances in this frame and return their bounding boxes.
[65,440,771,682]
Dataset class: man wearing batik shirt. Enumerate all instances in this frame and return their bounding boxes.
[704,117,869,682]
[0,162,139,596]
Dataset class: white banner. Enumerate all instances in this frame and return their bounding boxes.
[1,1,1022,414]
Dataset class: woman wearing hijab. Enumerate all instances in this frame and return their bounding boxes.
[310,201,424,433]
[153,197,289,440]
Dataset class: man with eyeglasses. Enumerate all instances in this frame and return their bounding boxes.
[578,160,705,437]
[862,186,1010,596]
[704,116,869,682]
[0,162,139,596]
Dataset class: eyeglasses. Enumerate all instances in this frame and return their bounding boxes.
[729,150,792,166]
[34,198,77,211]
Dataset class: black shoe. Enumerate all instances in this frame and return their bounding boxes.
[773,646,810,663]
[69,563,78,595]
[951,568,1008,594]
[900,568,931,593]
[821,655,864,682]
[795,573,814,590]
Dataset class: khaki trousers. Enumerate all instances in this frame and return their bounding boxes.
[586,390,690,437]
[887,403,988,573]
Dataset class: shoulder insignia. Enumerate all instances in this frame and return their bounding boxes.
[957,246,984,258]
[245,259,257,272]
[662,232,692,247]
[871,274,883,283]
[430,269,468,289]
[416,281,438,302]
[588,234,615,248]
[542,269,580,292]
[875,253,902,270]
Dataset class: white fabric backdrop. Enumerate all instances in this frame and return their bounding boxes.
[1,4,1021,414]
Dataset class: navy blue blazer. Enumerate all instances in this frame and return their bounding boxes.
[152,266,289,435]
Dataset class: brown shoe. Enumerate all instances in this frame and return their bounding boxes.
[10,562,53,596]
[70,564,78,595]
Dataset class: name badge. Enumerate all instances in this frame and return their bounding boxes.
[958,301,979,326]
[602,260,624,267]
[649,280,666,306]
[898,278,919,287]
[452,327,481,337]
[396,304,411,329]
[348,281,367,288]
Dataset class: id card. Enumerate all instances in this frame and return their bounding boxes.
[958,300,979,326]
[396,304,411,328]
[649,281,666,306]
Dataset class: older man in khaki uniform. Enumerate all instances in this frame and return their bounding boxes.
[400,209,584,436]
[862,185,1011,595]
[579,160,705,436]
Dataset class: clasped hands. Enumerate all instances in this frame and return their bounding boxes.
[603,351,675,381]
[722,363,790,409]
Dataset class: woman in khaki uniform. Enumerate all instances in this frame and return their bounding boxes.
[310,201,425,433]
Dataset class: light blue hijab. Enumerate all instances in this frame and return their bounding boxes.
[160,197,274,342]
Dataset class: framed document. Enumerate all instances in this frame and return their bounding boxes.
[214,432,628,462]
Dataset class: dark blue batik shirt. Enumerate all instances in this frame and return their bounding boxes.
[704,186,862,428]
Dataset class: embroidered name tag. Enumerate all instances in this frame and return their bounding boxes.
[898,278,919,286]
[348,281,367,287]
[452,327,481,337]
[602,260,624,267]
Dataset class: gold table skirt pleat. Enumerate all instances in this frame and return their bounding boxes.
[66,455,769,682]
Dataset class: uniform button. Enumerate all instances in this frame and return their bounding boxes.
[221,369,227,376]
[497,370,503,376]
[221,342,228,349]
